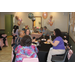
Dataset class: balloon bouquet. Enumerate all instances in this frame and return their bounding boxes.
[28,13,36,29]
[42,12,54,26]
[15,16,22,26]
[48,15,54,26]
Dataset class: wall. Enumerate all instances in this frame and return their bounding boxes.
[16,12,69,31]
[0,12,69,32]
[0,12,15,29]
[0,13,1,28]
[69,36,75,53]
[69,12,75,41]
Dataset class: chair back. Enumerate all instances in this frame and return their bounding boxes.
[37,51,48,62]
[23,58,39,62]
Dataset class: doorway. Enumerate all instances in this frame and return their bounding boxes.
[33,16,42,29]
[5,15,14,36]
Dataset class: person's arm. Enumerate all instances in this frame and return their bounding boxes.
[15,46,18,54]
[32,45,39,53]
[48,39,60,47]
[44,30,47,35]
[12,29,14,35]
[34,46,39,53]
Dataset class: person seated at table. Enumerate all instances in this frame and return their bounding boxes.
[39,27,45,33]
[43,26,51,36]
[25,29,32,39]
[32,37,39,46]
[22,25,29,33]
[15,35,38,62]
[12,25,19,44]
[12,30,25,62]
[47,28,65,62]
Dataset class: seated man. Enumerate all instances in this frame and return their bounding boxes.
[43,26,51,36]
[12,30,25,62]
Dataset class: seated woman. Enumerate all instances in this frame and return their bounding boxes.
[39,27,45,33]
[12,25,19,44]
[22,25,29,33]
[47,28,65,62]
[12,30,25,62]
[15,35,38,62]
[25,29,32,39]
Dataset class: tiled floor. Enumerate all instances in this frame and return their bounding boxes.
[0,37,12,62]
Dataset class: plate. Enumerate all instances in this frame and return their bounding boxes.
[44,42,50,44]
[41,39,46,41]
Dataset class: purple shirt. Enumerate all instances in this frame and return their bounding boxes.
[53,36,65,50]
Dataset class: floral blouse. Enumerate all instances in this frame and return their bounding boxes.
[15,45,38,62]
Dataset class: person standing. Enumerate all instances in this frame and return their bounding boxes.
[12,25,19,44]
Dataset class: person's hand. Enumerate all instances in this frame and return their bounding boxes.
[47,39,52,43]
[32,39,35,42]
[64,40,68,43]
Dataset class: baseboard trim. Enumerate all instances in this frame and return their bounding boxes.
[7,36,12,38]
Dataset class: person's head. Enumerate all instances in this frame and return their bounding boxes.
[13,25,17,29]
[44,26,47,30]
[53,28,62,37]
[25,29,30,35]
[16,26,19,29]
[40,27,43,31]
[21,35,32,46]
[18,30,25,37]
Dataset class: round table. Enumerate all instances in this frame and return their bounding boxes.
[37,40,52,52]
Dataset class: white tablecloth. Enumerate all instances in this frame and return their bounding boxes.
[31,33,43,39]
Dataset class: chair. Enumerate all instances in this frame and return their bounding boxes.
[23,58,39,62]
[68,53,75,62]
[51,50,68,62]
[0,38,4,49]
[37,51,48,62]
[1,34,8,46]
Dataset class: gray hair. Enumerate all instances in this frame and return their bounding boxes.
[18,30,24,36]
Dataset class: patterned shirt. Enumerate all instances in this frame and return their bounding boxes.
[15,45,38,62]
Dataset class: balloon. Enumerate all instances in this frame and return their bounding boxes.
[15,16,23,26]
[48,15,54,26]
[19,18,22,22]
[49,21,53,26]
[15,16,19,20]
[42,12,48,19]
[17,21,21,26]
[28,13,34,19]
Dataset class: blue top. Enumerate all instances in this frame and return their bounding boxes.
[53,36,65,50]
[39,29,45,35]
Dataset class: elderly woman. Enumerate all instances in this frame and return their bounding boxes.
[15,35,38,62]
[47,28,65,62]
